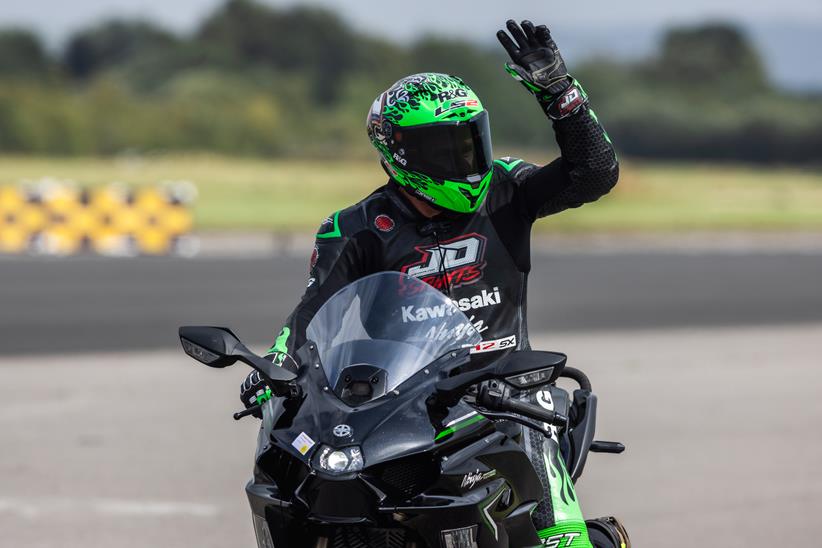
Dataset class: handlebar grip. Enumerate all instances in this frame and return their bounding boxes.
[501,398,569,428]
[590,440,625,454]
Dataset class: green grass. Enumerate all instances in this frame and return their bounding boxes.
[2,155,821,232]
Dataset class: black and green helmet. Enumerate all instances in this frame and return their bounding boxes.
[366,73,493,213]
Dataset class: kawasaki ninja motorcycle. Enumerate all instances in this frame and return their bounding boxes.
[179,271,627,547]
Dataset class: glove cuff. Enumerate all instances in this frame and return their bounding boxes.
[539,78,589,120]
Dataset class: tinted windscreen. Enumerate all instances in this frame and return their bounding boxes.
[395,111,492,181]
[305,272,482,401]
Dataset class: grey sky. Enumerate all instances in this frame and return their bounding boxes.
[2,0,821,89]
[1,0,820,44]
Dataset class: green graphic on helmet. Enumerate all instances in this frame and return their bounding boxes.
[366,73,493,213]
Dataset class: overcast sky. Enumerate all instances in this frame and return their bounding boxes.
[2,0,821,88]
[2,0,820,45]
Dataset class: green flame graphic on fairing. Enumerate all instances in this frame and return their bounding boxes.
[537,438,592,547]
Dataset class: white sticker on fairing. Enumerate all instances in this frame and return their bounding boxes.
[292,432,315,455]
[469,335,517,354]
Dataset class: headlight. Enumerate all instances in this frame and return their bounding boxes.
[317,445,363,474]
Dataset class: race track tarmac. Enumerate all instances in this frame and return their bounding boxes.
[1,324,820,547]
[2,251,821,355]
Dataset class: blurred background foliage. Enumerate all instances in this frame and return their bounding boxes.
[0,0,820,163]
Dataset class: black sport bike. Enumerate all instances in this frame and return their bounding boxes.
[179,272,629,548]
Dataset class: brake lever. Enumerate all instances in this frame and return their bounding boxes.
[477,385,569,429]
[476,408,554,438]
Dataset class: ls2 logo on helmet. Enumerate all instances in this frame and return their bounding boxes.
[434,99,478,117]
[401,233,487,290]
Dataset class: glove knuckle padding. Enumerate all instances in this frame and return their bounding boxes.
[499,20,568,98]
[241,370,267,405]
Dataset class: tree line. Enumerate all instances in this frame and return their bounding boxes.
[0,0,820,163]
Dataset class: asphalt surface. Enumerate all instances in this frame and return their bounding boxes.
[2,251,822,355]
[2,324,820,548]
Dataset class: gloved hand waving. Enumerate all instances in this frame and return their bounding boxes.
[497,19,569,95]
[497,19,588,120]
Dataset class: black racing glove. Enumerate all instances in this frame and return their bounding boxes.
[240,370,272,418]
[497,19,589,120]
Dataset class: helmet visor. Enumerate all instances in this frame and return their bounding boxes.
[394,111,492,182]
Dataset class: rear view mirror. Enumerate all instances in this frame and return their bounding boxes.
[179,326,242,368]
[178,325,298,384]
[433,350,567,404]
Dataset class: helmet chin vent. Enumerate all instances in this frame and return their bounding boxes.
[466,174,481,183]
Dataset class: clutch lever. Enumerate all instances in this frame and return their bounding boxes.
[233,404,262,421]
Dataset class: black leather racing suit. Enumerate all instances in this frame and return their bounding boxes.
[266,107,617,362]
[265,104,618,533]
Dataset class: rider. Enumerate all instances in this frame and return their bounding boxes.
[242,20,626,547]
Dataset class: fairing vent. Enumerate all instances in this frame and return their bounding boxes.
[330,527,409,548]
[258,448,310,495]
[373,455,440,501]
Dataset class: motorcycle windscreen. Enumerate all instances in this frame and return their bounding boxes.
[394,111,493,181]
[306,272,482,403]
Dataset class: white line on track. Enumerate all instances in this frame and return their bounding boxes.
[0,497,219,519]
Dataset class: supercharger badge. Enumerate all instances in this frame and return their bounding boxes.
[292,432,316,455]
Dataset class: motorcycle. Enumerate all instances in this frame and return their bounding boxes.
[179,271,628,547]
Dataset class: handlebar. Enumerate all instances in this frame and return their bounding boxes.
[503,398,569,428]
[559,366,591,391]
[477,386,568,429]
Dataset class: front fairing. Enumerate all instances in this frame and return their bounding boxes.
[250,344,545,547]
[265,343,476,470]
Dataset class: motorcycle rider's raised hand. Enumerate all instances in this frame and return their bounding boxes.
[497,19,570,98]
[497,19,590,121]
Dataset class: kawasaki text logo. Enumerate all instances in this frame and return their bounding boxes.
[402,303,457,323]
[454,287,500,311]
[401,287,500,322]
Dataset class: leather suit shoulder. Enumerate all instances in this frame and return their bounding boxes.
[493,157,538,182]
[485,157,538,214]
[315,185,401,241]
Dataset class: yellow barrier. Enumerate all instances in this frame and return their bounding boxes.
[0,179,196,256]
